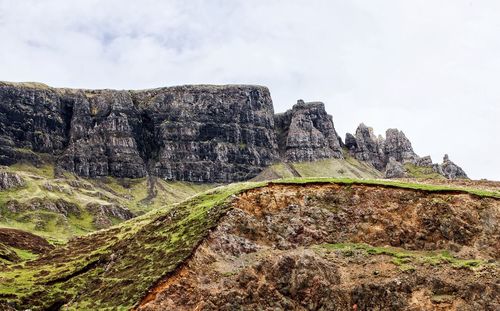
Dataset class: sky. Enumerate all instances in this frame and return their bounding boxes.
[0,0,499,180]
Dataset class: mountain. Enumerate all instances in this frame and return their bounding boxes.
[1,82,490,311]
[0,81,467,182]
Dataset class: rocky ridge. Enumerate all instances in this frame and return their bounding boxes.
[0,82,278,182]
[0,171,25,190]
[345,124,467,179]
[0,82,467,181]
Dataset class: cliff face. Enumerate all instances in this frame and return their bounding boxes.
[345,124,467,179]
[0,83,278,182]
[274,100,343,162]
[0,83,72,165]
[0,82,467,181]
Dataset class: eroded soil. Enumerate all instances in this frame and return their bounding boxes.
[138,183,499,311]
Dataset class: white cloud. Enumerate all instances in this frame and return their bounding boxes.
[0,0,498,179]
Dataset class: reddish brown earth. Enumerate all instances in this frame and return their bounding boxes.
[0,228,53,254]
[136,184,499,311]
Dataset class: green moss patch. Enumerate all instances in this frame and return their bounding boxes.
[318,243,492,271]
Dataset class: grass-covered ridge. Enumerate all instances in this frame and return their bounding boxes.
[0,182,264,310]
[1,177,498,310]
[275,177,500,198]
[252,157,383,181]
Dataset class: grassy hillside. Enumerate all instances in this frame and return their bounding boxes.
[0,177,498,310]
[253,156,383,181]
[0,164,215,243]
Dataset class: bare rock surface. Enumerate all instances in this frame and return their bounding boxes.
[440,154,468,179]
[0,82,278,182]
[385,157,407,178]
[0,171,25,190]
[346,124,468,179]
[0,81,468,181]
[274,100,343,162]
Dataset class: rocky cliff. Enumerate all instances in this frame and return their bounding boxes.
[0,82,278,182]
[345,124,467,179]
[0,82,467,181]
[274,100,343,162]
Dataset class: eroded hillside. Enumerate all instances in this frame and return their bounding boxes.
[0,179,498,310]
[0,164,214,243]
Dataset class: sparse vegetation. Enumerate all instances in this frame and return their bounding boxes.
[1,167,498,309]
[318,243,490,271]
[404,163,444,179]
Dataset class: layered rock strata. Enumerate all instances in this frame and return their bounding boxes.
[274,100,343,162]
[0,82,278,182]
[0,82,467,181]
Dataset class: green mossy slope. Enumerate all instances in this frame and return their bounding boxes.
[1,178,498,310]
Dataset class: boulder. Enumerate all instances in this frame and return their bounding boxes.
[384,157,407,178]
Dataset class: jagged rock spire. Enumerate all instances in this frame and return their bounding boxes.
[440,154,468,179]
[274,99,343,162]
[345,124,468,179]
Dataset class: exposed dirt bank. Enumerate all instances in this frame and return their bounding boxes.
[138,183,499,310]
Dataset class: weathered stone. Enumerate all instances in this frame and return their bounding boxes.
[0,83,279,183]
[416,155,433,167]
[383,128,418,164]
[0,82,469,182]
[86,203,135,229]
[0,171,25,190]
[275,100,343,162]
[440,154,468,179]
[344,133,358,151]
[136,85,279,182]
[346,124,468,180]
[5,198,80,216]
[349,123,385,170]
[384,157,407,178]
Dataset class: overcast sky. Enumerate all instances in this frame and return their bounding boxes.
[0,0,498,180]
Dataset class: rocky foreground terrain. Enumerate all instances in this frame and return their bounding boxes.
[0,179,498,310]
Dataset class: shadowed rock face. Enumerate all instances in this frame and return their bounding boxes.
[0,83,278,182]
[274,100,343,162]
[0,82,467,181]
[349,123,386,170]
[0,83,73,165]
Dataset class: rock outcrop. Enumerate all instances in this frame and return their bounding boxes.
[346,124,467,179]
[348,123,386,170]
[0,171,25,190]
[0,82,468,181]
[274,100,343,162]
[86,203,135,229]
[384,128,419,163]
[0,82,278,183]
[384,157,407,178]
[440,154,468,179]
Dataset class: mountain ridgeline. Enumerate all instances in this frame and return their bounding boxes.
[0,82,467,182]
